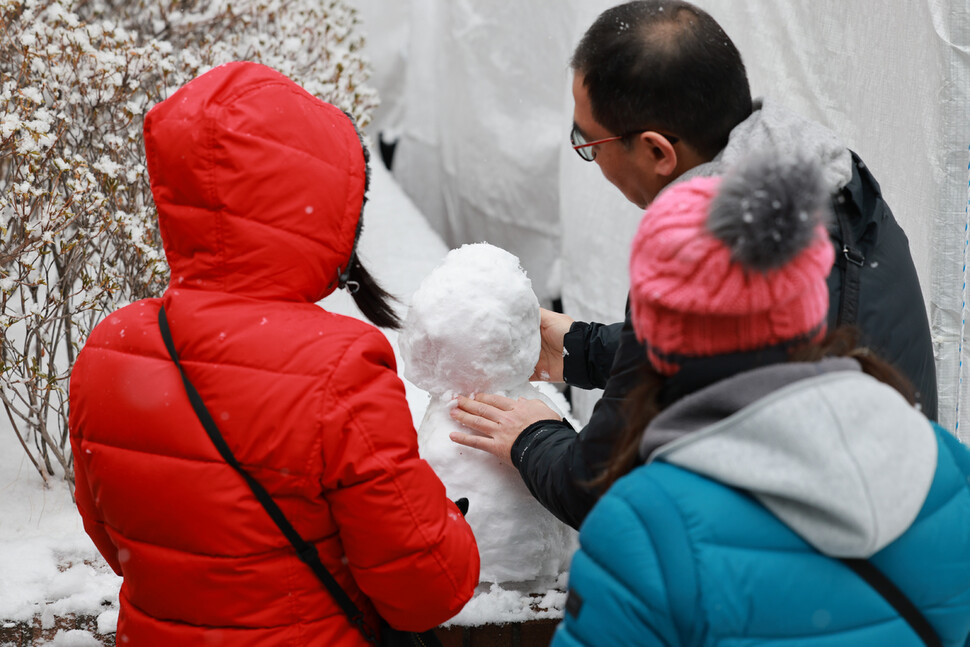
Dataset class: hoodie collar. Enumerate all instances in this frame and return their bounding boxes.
[667,97,853,197]
[643,360,936,558]
[641,357,859,459]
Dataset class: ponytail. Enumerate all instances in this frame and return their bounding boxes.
[347,260,402,330]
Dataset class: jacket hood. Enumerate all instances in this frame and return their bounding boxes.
[644,359,937,558]
[144,61,366,302]
[670,97,853,196]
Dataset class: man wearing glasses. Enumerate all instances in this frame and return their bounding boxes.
[450,0,936,530]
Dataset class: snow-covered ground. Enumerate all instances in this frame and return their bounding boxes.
[0,160,574,645]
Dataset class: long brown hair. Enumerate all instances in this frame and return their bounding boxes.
[591,326,916,491]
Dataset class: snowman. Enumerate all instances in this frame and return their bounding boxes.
[400,243,576,588]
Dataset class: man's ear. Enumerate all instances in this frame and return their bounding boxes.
[640,131,679,178]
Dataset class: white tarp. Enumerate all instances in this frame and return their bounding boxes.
[349,0,411,138]
[350,0,970,441]
[358,0,582,304]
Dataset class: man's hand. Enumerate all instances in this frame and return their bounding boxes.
[531,308,574,382]
[449,393,560,467]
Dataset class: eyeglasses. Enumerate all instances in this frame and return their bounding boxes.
[570,124,679,162]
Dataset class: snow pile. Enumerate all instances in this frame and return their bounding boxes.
[0,450,120,641]
[445,577,570,627]
[400,243,577,595]
[45,629,104,646]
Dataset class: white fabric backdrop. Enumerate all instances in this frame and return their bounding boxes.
[350,0,970,441]
[357,0,582,304]
[350,0,411,138]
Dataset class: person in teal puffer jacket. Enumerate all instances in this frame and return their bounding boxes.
[551,151,970,647]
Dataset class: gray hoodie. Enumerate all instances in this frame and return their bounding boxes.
[670,97,853,195]
[641,359,937,559]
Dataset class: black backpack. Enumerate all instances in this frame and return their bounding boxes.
[827,151,937,419]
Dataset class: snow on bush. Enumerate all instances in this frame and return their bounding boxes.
[0,0,377,487]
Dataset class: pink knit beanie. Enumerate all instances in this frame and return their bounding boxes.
[629,153,835,375]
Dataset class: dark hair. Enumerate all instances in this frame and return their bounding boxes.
[345,260,402,330]
[592,327,916,491]
[342,114,402,330]
[571,0,753,159]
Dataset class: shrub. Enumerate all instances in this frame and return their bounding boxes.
[0,0,377,486]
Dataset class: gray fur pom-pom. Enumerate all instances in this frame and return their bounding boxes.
[707,151,830,272]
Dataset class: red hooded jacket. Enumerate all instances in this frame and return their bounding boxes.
[69,62,479,646]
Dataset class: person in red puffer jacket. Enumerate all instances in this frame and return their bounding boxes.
[68,61,479,646]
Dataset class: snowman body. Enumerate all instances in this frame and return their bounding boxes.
[400,243,576,587]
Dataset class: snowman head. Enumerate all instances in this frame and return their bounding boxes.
[400,243,541,396]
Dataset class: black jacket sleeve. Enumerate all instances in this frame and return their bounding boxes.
[511,307,647,529]
[561,320,623,390]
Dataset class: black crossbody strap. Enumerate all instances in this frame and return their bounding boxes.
[157,306,379,645]
[840,558,940,646]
